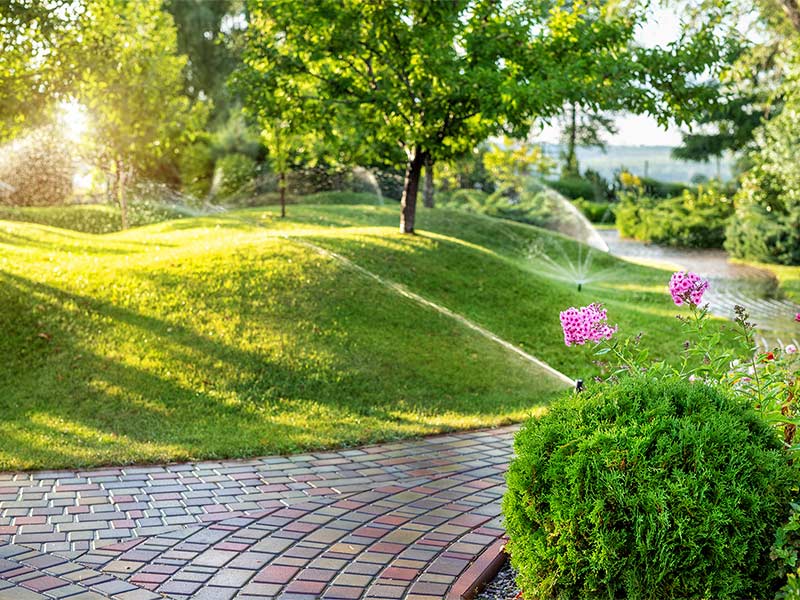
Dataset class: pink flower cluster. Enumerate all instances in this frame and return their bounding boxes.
[669,271,709,306]
[560,303,617,347]
[795,312,800,323]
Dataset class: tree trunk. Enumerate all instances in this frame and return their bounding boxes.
[115,159,128,230]
[780,0,800,32]
[400,148,426,234]
[566,102,578,175]
[423,157,434,209]
[279,170,287,218]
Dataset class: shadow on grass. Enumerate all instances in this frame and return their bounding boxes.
[0,248,555,470]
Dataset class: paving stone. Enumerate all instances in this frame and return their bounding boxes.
[0,427,518,599]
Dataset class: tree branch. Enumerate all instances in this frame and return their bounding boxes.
[780,0,800,32]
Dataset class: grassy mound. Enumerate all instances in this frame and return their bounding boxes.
[0,203,705,469]
[0,203,188,234]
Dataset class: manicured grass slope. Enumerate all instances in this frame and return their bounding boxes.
[241,205,698,376]
[1,210,563,470]
[1,204,695,469]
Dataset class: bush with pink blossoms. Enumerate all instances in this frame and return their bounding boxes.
[553,269,800,599]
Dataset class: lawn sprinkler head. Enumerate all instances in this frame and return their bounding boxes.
[577,281,583,292]
[575,379,584,393]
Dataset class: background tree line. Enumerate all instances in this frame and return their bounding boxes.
[1,0,799,263]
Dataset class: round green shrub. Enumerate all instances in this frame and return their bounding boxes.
[504,374,797,600]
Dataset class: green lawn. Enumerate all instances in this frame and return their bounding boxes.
[1,202,703,470]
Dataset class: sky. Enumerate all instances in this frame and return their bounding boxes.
[535,6,690,147]
[536,114,684,147]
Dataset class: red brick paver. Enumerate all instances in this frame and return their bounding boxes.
[0,426,516,598]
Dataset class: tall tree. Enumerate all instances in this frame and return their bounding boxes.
[559,102,618,176]
[165,0,243,125]
[240,0,736,233]
[672,89,765,176]
[77,0,203,228]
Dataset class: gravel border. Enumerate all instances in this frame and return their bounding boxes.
[475,560,520,600]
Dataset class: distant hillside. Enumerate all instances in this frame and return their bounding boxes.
[540,143,734,183]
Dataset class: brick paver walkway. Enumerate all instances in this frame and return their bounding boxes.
[0,427,515,599]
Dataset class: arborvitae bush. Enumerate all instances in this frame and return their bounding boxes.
[504,374,797,600]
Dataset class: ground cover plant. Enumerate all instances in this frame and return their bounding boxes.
[0,202,709,470]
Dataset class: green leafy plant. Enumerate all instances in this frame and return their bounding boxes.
[504,372,798,600]
[617,186,734,248]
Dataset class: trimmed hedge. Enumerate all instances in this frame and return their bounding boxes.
[504,374,796,600]
[546,176,595,200]
[0,203,186,234]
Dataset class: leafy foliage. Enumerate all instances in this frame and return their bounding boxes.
[617,186,734,248]
[236,0,735,232]
[165,0,242,124]
[483,139,555,198]
[504,373,797,600]
[726,90,800,265]
[76,0,207,225]
[0,1,84,141]
[214,153,258,198]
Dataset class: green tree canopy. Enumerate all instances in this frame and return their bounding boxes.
[0,0,84,141]
[239,0,736,233]
[165,0,244,125]
[77,0,205,227]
